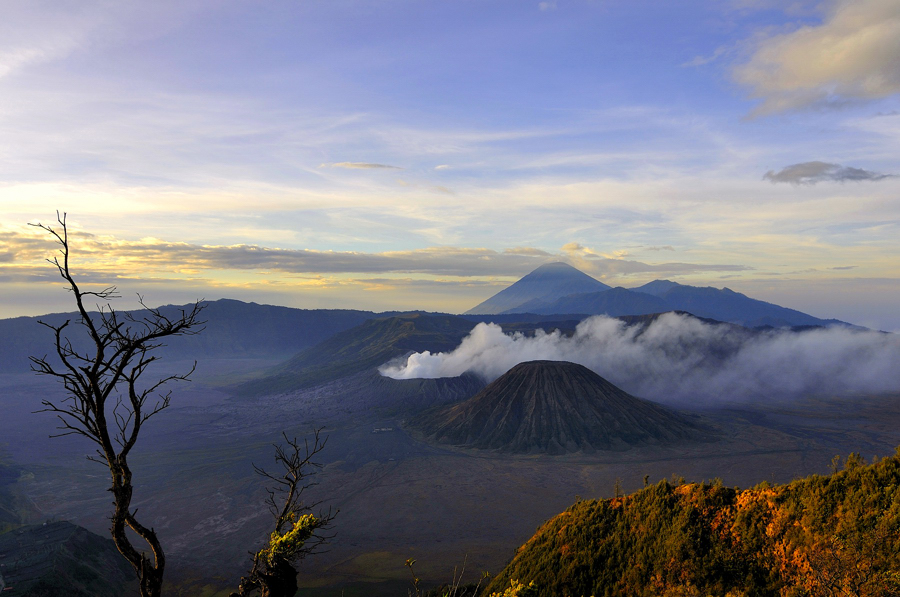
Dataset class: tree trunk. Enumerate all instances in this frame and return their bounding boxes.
[109,460,165,597]
[258,557,298,597]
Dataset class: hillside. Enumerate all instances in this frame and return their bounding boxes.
[410,361,711,454]
[236,313,477,395]
[486,449,900,596]
[0,299,376,374]
[0,521,139,596]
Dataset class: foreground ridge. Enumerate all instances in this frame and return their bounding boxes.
[486,449,900,596]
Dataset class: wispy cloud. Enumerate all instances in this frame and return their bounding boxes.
[396,178,455,195]
[735,0,900,114]
[0,5,96,79]
[321,162,402,169]
[681,46,729,68]
[502,247,553,257]
[0,1,206,80]
[559,242,747,278]
[764,161,893,184]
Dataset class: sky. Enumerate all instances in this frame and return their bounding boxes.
[1,0,899,330]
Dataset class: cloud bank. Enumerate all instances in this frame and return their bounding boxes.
[2,227,746,279]
[764,161,893,184]
[380,313,900,404]
[736,0,900,114]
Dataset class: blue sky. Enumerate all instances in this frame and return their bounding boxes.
[1,0,899,329]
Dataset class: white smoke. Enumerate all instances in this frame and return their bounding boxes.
[379,313,900,404]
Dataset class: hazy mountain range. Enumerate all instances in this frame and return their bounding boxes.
[466,262,851,329]
[0,263,895,595]
[0,262,855,377]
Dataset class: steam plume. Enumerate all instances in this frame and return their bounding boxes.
[379,314,900,404]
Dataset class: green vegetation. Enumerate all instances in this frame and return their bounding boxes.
[232,430,336,597]
[261,513,319,561]
[486,449,900,597]
[486,580,538,597]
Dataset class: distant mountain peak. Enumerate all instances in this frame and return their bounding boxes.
[531,261,582,272]
[633,279,682,297]
[469,273,850,329]
[464,262,611,315]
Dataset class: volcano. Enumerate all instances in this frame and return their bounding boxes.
[464,262,610,315]
[410,360,711,454]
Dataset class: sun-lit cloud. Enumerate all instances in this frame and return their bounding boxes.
[764,161,894,184]
[558,241,748,280]
[735,0,900,114]
[0,1,899,329]
[3,228,747,280]
[502,247,553,257]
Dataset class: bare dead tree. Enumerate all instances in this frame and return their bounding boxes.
[232,428,337,597]
[28,212,205,597]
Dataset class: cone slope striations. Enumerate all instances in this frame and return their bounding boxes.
[411,360,710,454]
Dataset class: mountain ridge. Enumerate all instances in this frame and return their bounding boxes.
[0,299,380,374]
[465,262,611,315]
[467,263,854,328]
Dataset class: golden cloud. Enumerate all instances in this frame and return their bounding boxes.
[735,0,900,114]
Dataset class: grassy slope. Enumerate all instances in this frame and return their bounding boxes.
[487,449,900,597]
